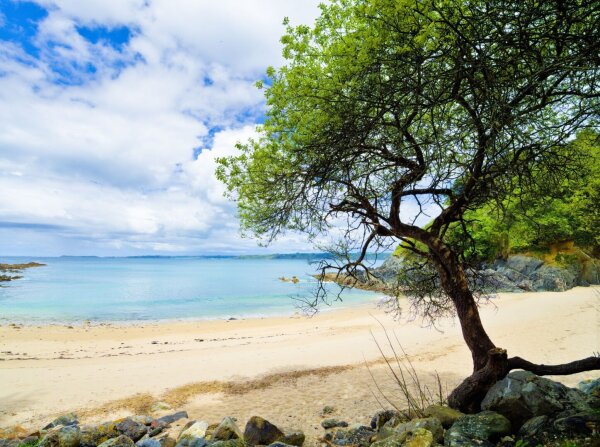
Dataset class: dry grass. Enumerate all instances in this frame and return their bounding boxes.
[78,393,155,419]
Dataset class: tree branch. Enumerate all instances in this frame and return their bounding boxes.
[508,355,600,376]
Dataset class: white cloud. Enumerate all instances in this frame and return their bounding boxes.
[0,0,323,255]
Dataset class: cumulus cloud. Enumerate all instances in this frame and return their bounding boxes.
[0,0,322,255]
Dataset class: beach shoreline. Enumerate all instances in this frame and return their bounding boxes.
[1,286,598,444]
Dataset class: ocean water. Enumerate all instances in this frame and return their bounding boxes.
[0,256,382,323]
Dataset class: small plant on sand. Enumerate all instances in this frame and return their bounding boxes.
[366,319,447,419]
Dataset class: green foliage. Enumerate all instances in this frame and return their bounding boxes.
[446,131,600,262]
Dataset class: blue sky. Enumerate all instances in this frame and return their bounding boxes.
[0,0,324,256]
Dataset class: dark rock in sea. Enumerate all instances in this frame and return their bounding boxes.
[320,419,348,430]
[445,411,511,447]
[481,370,593,429]
[97,435,135,447]
[116,419,148,442]
[211,417,243,441]
[243,416,283,446]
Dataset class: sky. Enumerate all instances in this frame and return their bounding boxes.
[0,0,324,256]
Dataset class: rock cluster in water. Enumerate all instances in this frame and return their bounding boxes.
[1,374,598,447]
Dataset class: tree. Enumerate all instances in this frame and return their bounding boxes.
[217,0,600,412]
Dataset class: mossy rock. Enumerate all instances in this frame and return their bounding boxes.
[423,405,463,429]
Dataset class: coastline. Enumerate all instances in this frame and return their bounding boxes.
[1,286,598,445]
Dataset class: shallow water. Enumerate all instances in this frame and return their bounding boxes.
[0,256,381,323]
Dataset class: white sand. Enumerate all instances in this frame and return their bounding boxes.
[0,286,598,445]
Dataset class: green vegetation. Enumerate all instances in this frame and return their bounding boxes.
[445,131,600,263]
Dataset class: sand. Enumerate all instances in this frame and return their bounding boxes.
[0,286,598,445]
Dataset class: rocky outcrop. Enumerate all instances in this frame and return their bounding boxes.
[366,253,600,294]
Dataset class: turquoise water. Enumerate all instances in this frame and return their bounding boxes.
[0,257,381,323]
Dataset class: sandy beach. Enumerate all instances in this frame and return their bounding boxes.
[1,287,598,445]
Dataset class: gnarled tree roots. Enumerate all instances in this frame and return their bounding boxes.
[448,348,600,413]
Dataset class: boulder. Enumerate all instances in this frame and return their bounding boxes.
[321,419,348,430]
[116,419,148,442]
[266,443,296,447]
[43,414,78,430]
[531,265,577,291]
[423,405,463,429]
[243,417,283,446]
[325,426,375,447]
[578,377,600,398]
[80,423,120,447]
[504,256,543,276]
[97,436,135,447]
[0,441,20,447]
[481,371,593,428]
[177,422,208,446]
[130,417,153,427]
[554,412,600,436]
[445,411,511,447]
[370,410,401,431]
[279,431,304,447]
[211,418,243,441]
[518,415,551,438]
[384,418,443,444]
[38,426,80,447]
[136,440,161,447]
[157,413,189,426]
[371,428,434,447]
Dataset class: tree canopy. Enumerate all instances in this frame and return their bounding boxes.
[217,0,600,411]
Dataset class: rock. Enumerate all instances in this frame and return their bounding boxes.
[43,414,79,430]
[266,443,296,447]
[370,410,400,431]
[504,256,543,276]
[80,423,120,447]
[531,265,577,291]
[326,426,375,447]
[554,412,600,436]
[116,419,148,442]
[98,436,135,447]
[130,417,154,427]
[386,418,443,444]
[518,415,551,438]
[371,428,435,447]
[320,419,348,430]
[209,441,245,447]
[177,422,208,445]
[0,440,20,447]
[136,440,161,447]
[212,418,243,441]
[157,412,189,426]
[243,417,283,446]
[38,426,80,447]
[481,371,593,429]
[279,431,304,447]
[423,405,463,429]
[477,269,523,293]
[445,411,511,447]
[578,377,600,397]
[320,406,336,417]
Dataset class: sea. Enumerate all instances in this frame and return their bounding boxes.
[0,256,384,324]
